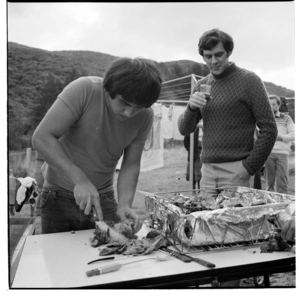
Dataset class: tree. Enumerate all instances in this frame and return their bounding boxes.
[64,67,90,86]
[29,72,62,130]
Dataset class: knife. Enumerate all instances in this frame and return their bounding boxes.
[161,247,215,268]
[182,253,215,268]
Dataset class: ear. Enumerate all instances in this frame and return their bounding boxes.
[227,51,232,58]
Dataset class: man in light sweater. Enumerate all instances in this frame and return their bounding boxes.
[265,94,295,194]
[178,28,277,200]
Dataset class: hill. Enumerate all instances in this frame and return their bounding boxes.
[8,42,295,150]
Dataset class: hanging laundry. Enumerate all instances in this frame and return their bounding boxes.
[161,105,174,140]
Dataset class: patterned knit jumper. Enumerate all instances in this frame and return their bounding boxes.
[178,62,277,175]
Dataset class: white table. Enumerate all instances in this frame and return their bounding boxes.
[11,226,295,288]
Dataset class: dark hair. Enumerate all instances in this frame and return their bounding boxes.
[198,28,234,56]
[268,94,281,106]
[103,57,162,108]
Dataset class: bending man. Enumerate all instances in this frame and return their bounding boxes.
[32,57,162,234]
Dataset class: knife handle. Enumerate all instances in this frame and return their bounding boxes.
[173,253,192,263]
[86,263,122,277]
[192,257,215,268]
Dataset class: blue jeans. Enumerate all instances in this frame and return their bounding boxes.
[200,160,251,199]
[38,186,119,234]
[265,153,289,194]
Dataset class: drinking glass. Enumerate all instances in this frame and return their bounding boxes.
[200,84,212,101]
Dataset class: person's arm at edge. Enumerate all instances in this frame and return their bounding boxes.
[177,82,203,136]
[116,142,144,232]
[280,115,295,142]
[242,75,278,175]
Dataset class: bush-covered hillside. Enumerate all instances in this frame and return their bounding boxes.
[8,42,295,151]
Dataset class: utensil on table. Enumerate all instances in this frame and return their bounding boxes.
[161,247,215,268]
[180,253,215,268]
[160,247,192,263]
[87,256,115,265]
[86,252,175,277]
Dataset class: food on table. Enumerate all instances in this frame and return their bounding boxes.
[89,220,168,255]
[99,235,167,256]
[89,219,137,248]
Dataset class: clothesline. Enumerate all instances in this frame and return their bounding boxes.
[159,91,191,100]
[157,100,189,104]
[160,82,191,88]
[159,88,191,95]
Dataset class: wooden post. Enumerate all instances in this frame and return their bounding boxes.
[24,148,32,170]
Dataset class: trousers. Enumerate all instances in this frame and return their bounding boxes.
[38,186,119,234]
[265,153,289,194]
[200,160,251,199]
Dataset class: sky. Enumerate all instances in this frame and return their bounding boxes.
[7,2,296,90]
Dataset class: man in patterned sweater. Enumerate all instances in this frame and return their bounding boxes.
[265,94,295,194]
[178,28,277,199]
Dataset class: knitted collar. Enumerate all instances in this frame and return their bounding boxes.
[211,62,236,80]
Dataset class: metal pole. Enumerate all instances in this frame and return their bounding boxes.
[189,75,197,191]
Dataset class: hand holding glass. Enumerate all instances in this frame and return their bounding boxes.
[200,84,212,101]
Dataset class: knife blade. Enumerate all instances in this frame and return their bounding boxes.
[87,256,115,265]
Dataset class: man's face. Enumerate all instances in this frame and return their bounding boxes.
[202,42,231,76]
[269,98,280,114]
[109,95,144,121]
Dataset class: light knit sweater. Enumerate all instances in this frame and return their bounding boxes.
[178,63,277,175]
[272,111,295,155]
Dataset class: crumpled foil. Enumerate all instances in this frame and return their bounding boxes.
[145,187,294,247]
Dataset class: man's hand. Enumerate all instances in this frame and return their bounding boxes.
[117,206,142,234]
[188,92,209,111]
[277,134,283,141]
[281,216,295,242]
[73,181,103,221]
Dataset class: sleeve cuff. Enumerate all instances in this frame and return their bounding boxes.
[187,103,198,113]
[242,159,255,176]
